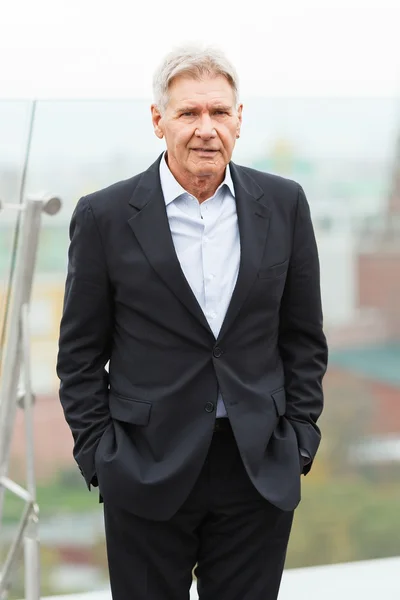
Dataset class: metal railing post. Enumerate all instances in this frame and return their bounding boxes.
[0,194,61,599]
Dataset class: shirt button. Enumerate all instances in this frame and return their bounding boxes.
[205,402,215,413]
[213,347,223,358]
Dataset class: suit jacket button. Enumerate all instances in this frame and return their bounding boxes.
[205,402,215,413]
[213,347,223,358]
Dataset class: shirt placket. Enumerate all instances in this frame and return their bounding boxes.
[201,197,222,337]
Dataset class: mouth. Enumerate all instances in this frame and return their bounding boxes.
[191,148,219,156]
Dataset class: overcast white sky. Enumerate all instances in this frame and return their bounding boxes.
[1,0,399,98]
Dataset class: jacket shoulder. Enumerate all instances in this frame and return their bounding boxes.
[80,172,143,214]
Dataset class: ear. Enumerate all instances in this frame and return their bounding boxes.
[236,104,243,137]
[151,104,164,139]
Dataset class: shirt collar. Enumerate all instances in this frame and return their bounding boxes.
[159,151,235,207]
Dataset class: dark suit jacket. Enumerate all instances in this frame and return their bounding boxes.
[57,154,328,521]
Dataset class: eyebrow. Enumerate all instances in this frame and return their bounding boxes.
[174,106,197,114]
[212,105,233,112]
[175,104,233,114]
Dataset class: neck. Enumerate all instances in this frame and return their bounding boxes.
[166,155,225,204]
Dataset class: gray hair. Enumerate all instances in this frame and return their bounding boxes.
[153,44,240,114]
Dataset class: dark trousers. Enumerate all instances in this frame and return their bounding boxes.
[103,423,294,600]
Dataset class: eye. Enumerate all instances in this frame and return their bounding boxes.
[214,110,228,116]
[181,112,195,117]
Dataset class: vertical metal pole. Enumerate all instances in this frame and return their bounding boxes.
[0,195,60,599]
[0,199,43,527]
[24,528,40,600]
[21,305,40,600]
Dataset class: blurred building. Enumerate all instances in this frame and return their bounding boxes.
[327,130,400,460]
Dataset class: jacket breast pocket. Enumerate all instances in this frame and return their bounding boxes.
[109,391,152,425]
[258,259,288,279]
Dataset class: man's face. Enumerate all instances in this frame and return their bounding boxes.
[151,74,242,180]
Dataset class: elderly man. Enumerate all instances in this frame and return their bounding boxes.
[57,44,328,600]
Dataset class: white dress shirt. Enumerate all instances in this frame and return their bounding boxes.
[159,153,240,418]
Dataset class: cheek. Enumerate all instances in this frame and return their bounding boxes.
[173,131,193,151]
[220,130,237,151]
[164,126,185,146]
[173,136,188,157]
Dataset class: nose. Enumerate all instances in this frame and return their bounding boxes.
[195,114,217,139]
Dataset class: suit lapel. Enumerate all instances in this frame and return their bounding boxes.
[127,156,214,337]
[217,163,271,343]
[127,157,271,342]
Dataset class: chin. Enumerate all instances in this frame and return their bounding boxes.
[191,163,219,177]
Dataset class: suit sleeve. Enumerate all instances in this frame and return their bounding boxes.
[278,185,328,474]
[56,196,113,488]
